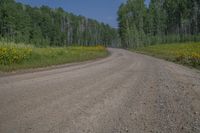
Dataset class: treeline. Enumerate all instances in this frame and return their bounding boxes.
[0,0,120,47]
[118,0,200,48]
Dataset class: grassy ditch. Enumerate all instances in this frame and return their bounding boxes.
[0,43,108,72]
[132,42,200,69]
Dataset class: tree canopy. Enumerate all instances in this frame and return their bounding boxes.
[0,0,120,47]
[118,0,200,48]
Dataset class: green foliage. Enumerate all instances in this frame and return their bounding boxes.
[134,42,200,68]
[0,42,108,71]
[118,0,146,48]
[118,0,200,48]
[0,43,32,65]
[0,0,120,47]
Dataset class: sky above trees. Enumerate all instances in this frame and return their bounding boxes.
[16,0,150,28]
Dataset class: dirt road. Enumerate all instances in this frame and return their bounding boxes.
[0,48,200,133]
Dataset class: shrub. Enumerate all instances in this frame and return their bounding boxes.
[0,45,32,65]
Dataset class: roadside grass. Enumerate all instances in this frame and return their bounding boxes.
[0,42,108,72]
[132,42,200,69]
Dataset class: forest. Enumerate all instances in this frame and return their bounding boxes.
[0,0,120,47]
[118,0,200,48]
[1,0,200,49]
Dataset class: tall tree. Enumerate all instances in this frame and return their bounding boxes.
[0,0,120,47]
[118,0,200,48]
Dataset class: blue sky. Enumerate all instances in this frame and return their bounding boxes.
[16,0,150,28]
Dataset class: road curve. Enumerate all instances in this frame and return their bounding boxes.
[0,48,200,133]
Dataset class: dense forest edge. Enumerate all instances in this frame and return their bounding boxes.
[118,0,200,48]
[0,0,120,47]
[1,0,200,71]
[0,0,113,71]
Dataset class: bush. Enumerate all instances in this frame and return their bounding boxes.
[0,45,32,65]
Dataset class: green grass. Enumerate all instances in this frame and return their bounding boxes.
[132,42,200,69]
[0,42,108,72]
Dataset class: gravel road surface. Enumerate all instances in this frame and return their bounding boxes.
[0,48,200,133]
